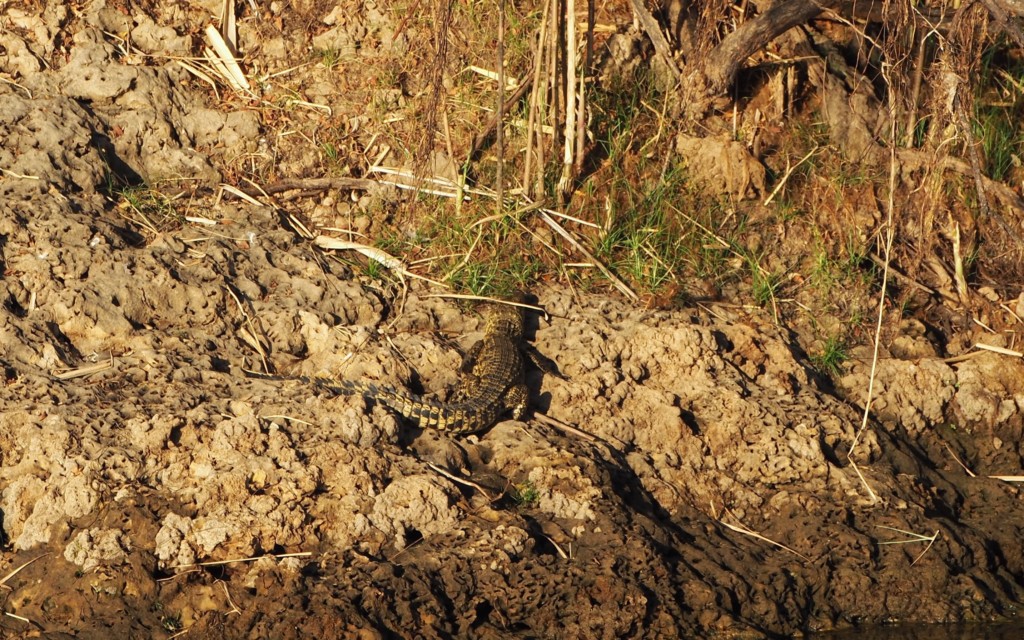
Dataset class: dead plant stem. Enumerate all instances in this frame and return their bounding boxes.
[548,0,560,156]
[905,28,928,147]
[559,0,578,201]
[848,69,903,503]
[574,0,594,175]
[954,91,991,220]
[523,8,548,196]
[496,0,505,211]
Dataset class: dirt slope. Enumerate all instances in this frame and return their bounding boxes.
[2,2,1023,638]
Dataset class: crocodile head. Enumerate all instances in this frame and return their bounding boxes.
[482,296,525,339]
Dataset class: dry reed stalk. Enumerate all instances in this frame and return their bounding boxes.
[548,0,562,173]
[496,0,506,209]
[575,0,595,175]
[426,463,494,500]
[719,510,810,561]
[52,355,114,380]
[169,551,313,573]
[847,65,903,503]
[0,554,47,587]
[524,0,553,196]
[0,553,49,628]
[559,0,578,201]
[876,525,940,565]
[537,209,637,300]
[974,343,1023,357]
[424,292,546,316]
[942,443,976,477]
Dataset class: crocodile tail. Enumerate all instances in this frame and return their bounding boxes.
[334,379,488,433]
[329,379,417,409]
[333,378,393,399]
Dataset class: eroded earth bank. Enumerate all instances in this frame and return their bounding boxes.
[2,1,1024,638]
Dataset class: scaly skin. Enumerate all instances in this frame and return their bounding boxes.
[247,298,529,434]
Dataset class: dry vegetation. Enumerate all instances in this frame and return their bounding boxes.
[129,0,1024,378]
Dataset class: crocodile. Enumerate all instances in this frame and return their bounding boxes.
[247,297,529,434]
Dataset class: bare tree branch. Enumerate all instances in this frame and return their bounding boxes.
[704,0,842,95]
[981,0,1024,49]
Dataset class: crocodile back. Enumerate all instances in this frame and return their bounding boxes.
[322,296,530,434]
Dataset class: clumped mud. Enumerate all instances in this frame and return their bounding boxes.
[2,2,1024,639]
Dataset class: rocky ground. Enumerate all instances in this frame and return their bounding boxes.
[2,1,1024,638]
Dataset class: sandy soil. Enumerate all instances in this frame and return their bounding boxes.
[1,1,1023,638]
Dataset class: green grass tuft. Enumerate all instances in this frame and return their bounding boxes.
[510,481,540,507]
[811,336,848,377]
